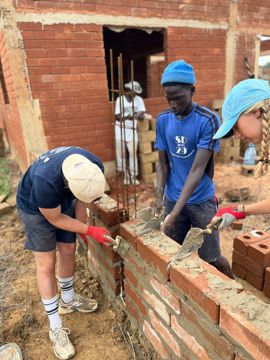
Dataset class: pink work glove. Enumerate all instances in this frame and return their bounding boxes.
[211,207,246,230]
[80,226,113,247]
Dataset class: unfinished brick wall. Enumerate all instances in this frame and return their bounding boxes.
[14,0,229,22]
[0,31,28,166]
[166,27,226,108]
[18,22,114,162]
[86,195,270,360]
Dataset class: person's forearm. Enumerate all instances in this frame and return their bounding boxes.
[156,161,168,200]
[244,198,270,215]
[48,213,88,234]
[75,200,87,223]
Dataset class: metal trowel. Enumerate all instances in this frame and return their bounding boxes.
[167,219,222,269]
[106,234,130,259]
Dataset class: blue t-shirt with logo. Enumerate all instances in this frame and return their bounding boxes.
[17,146,104,214]
[155,103,220,204]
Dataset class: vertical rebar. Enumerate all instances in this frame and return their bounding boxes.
[130,61,137,217]
[110,49,120,222]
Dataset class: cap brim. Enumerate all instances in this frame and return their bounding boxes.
[213,117,238,139]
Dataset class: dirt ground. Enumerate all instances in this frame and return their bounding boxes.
[1,158,270,360]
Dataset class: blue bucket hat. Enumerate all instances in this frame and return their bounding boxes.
[161,60,196,86]
[213,79,270,139]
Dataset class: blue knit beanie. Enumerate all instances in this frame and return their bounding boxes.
[161,60,196,86]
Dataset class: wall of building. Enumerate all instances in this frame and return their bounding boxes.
[86,194,270,360]
[0,31,28,167]
[1,1,270,168]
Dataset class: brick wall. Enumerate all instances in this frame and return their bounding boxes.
[85,194,270,360]
[166,27,226,108]
[14,0,229,22]
[0,31,28,166]
[18,22,114,162]
[233,33,256,85]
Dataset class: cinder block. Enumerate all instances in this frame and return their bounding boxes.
[232,250,264,277]
[245,271,264,290]
[138,130,156,143]
[137,119,149,132]
[140,162,154,175]
[139,151,158,164]
[232,261,246,280]
[233,229,270,256]
[139,142,152,154]
[149,117,156,130]
[248,238,270,267]
[141,173,157,185]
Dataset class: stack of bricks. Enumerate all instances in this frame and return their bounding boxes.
[137,117,158,185]
[232,229,270,296]
[211,99,240,163]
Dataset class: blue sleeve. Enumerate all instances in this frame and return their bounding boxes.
[31,176,61,209]
[154,115,167,151]
[197,114,220,152]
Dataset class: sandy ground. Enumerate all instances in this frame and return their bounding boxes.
[1,158,270,360]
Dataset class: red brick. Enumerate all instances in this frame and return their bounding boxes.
[119,218,144,250]
[125,250,145,277]
[233,229,270,256]
[137,231,180,280]
[149,309,181,357]
[125,297,139,321]
[248,238,270,267]
[124,282,147,318]
[265,267,270,282]
[143,321,169,359]
[220,292,270,359]
[232,262,246,280]
[170,255,229,324]
[230,221,243,231]
[245,271,264,290]
[232,250,264,277]
[95,200,119,226]
[181,300,234,360]
[124,267,138,288]
[142,289,170,325]
[150,277,181,314]
[102,244,121,263]
[263,283,270,298]
[171,315,210,360]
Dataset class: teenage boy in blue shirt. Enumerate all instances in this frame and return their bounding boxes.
[154,60,234,278]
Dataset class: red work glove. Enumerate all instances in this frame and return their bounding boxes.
[211,207,246,230]
[85,225,113,247]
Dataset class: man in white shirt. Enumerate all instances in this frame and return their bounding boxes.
[114,81,146,185]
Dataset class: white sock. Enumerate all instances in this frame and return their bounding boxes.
[42,294,62,331]
[58,276,75,304]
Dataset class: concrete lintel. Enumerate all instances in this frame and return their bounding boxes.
[16,12,229,31]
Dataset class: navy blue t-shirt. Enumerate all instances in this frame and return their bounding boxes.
[155,103,220,204]
[17,146,104,214]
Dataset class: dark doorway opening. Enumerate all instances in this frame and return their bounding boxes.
[103,27,164,99]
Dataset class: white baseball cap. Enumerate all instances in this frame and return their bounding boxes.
[62,154,105,203]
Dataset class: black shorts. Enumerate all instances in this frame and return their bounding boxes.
[17,206,76,252]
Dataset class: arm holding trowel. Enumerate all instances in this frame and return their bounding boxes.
[161,149,213,233]
[212,198,270,230]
